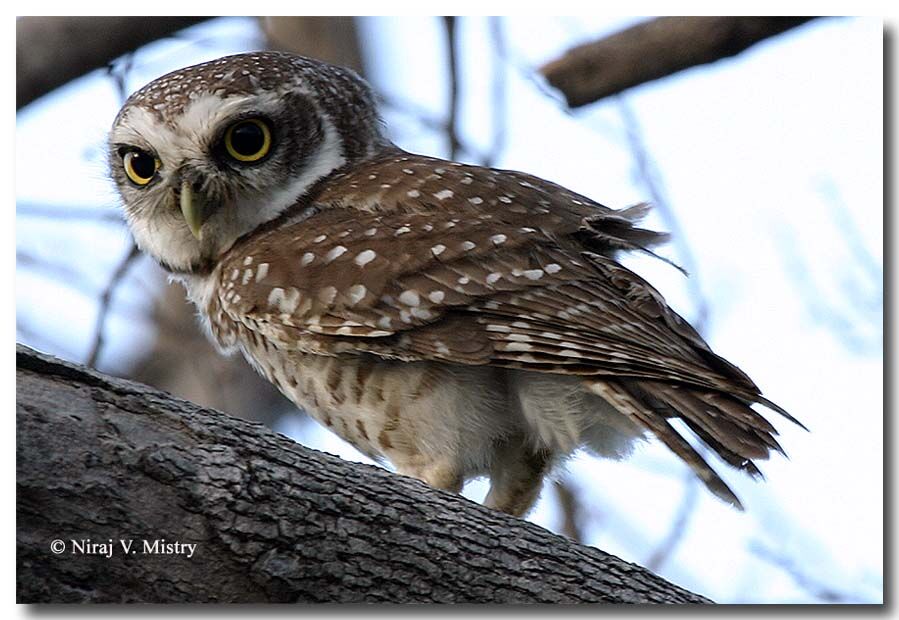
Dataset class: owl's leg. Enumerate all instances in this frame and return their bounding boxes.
[395,458,464,494]
[484,440,551,517]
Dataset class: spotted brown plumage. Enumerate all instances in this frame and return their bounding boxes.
[110,51,801,516]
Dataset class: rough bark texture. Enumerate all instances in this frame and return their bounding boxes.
[540,16,817,108]
[16,16,211,110]
[16,345,711,604]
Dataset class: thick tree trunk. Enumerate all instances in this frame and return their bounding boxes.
[16,345,711,604]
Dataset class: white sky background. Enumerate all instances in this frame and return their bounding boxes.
[14,17,883,603]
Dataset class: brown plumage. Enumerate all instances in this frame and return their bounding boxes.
[109,52,801,516]
[206,151,801,511]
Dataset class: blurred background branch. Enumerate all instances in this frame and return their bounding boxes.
[540,17,818,108]
[16,17,212,109]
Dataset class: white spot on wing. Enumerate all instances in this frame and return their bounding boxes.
[355,249,377,267]
[411,307,433,320]
[255,263,269,282]
[319,286,338,304]
[434,189,454,200]
[268,287,285,307]
[399,290,421,306]
[325,245,347,262]
[347,284,367,305]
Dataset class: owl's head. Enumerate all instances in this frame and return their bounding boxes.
[109,51,387,274]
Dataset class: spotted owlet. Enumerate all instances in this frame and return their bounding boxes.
[109,51,801,516]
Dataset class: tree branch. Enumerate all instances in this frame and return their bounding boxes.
[17,345,711,604]
[442,16,462,160]
[540,17,818,108]
[16,16,212,109]
[85,242,141,369]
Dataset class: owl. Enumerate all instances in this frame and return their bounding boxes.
[109,51,802,517]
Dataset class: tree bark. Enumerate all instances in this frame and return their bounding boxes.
[16,345,711,604]
[16,16,213,110]
[540,16,818,108]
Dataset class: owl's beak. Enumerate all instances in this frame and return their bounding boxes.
[180,180,210,240]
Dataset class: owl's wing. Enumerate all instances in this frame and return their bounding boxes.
[218,199,766,395]
[216,168,799,507]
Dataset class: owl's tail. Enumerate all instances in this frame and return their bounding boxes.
[588,378,796,510]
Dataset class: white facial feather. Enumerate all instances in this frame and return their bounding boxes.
[111,91,346,275]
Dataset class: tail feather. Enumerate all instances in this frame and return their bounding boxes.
[588,375,800,509]
[757,395,809,432]
[589,379,744,510]
[648,383,775,462]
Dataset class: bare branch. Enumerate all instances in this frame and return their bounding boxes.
[85,242,142,368]
[17,251,97,293]
[482,17,508,168]
[749,542,866,603]
[377,93,490,164]
[378,93,449,134]
[617,98,710,332]
[17,203,123,223]
[16,17,212,109]
[645,473,699,571]
[442,16,462,160]
[540,17,818,108]
[552,478,586,544]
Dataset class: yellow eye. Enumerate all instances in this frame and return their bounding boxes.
[224,118,272,163]
[123,150,159,186]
